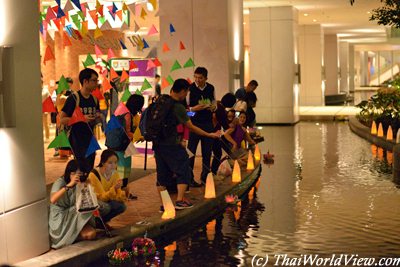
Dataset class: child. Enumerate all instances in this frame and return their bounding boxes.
[223,111,256,151]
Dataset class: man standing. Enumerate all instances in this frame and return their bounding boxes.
[235,80,258,101]
[153,79,219,209]
[60,68,102,168]
[187,67,216,185]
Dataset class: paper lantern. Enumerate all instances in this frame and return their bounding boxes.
[387,125,393,141]
[371,121,377,135]
[387,151,393,165]
[232,160,241,182]
[254,145,261,161]
[206,219,216,241]
[160,190,175,220]
[204,172,216,199]
[247,150,254,170]
[377,123,384,137]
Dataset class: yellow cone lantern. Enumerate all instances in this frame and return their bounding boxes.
[371,121,377,135]
[254,145,261,161]
[204,172,216,199]
[387,125,393,141]
[160,190,176,220]
[377,123,384,137]
[232,160,241,182]
[247,150,254,170]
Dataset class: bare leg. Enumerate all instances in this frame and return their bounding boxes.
[78,223,96,241]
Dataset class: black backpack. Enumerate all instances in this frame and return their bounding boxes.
[139,94,176,142]
[105,113,131,151]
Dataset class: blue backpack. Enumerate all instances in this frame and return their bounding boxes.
[105,113,131,151]
[139,94,176,142]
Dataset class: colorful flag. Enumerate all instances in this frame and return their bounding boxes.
[68,107,87,126]
[42,96,56,113]
[170,60,182,72]
[141,78,152,91]
[114,102,130,115]
[85,136,101,157]
[56,75,70,94]
[48,131,71,149]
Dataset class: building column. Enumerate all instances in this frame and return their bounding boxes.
[349,44,355,93]
[339,41,349,94]
[159,0,243,99]
[298,25,324,106]
[0,0,49,264]
[249,6,299,124]
[324,34,339,95]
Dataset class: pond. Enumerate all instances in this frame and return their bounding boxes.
[91,122,400,266]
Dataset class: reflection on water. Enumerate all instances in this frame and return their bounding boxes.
[156,122,400,266]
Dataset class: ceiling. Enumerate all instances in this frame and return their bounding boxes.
[243,0,391,47]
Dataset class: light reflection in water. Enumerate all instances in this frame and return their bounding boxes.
[153,122,400,266]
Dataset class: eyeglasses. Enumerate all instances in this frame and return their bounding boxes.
[89,78,99,82]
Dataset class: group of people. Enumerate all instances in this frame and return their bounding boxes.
[48,67,259,249]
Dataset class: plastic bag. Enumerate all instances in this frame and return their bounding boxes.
[76,183,99,213]
[217,159,232,176]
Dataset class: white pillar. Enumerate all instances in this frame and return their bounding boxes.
[250,6,299,124]
[159,0,243,99]
[298,25,324,106]
[339,41,349,94]
[349,44,355,93]
[324,34,339,95]
[0,0,49,264]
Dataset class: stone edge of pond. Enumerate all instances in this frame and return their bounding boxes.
[16,164,262,267]
[348,116,396,151]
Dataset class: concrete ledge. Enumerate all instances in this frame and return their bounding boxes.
[17,164,261,267]
[348,116,396,151]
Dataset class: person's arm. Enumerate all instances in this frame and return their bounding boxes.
[124,113,133,140]
[223,128,238,151]
[185,120,219,139]
[50,174,80,204]
[243,127,256,145]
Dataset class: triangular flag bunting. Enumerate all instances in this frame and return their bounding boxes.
[92,88,104,100]
[43,45,55,65]
[94,44,103,57]
[142,38,149,49]
[45,7,56,22]
[129,60,138,70]
[124,142,138,158]
[120,89,131,102]
[107,48,116,60]
[134,21,140,32]
[166,75,174,85]
[141,78,152,91]
[71,0,82,10]
[161,77,170,89]
[120,69,129,82]
[116,10,123,21]
[100,20,112,31]
[63,0,75,13]
[135,4,142,17]
[63,32,72,47]
[105,115,123,133]
[99,16,106,25]
[56,75,70,94]
[48,131,71,149]
[170,60,182,72]
[77,10,85,21]
[89,10,98,25]
[80,21,89,37]
[56,7,65,18]
[183,57,195,68]
[148,0,157,10]
[102,77,113,92]
[112,2,118,13]
[162,43,170,52]
[52,19,62,31]
[68,107,87,126]
[110,68,119,80]
[94,26,103,39]
[147,24,158,35]
[153,57,162,67]
[140,7,147,19]
[85,136,101,157]
[146,60,156,71]
[169,23,175,34]
[42,96,56,113]
[83,54,96,68]
[179,41,186,50]
[187,78,192,84]
[114,102,130,116]
[122,2,129,11]
[119,39,127,50]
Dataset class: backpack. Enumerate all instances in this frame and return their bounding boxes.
[105,113,131,151]
[139,94,176,142]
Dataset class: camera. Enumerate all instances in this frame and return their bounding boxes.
[79,173,88,182]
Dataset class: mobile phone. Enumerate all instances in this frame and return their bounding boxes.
[187,111,196,117]
[235,111,240,118]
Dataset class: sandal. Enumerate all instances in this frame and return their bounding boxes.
[128,193,138,200]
